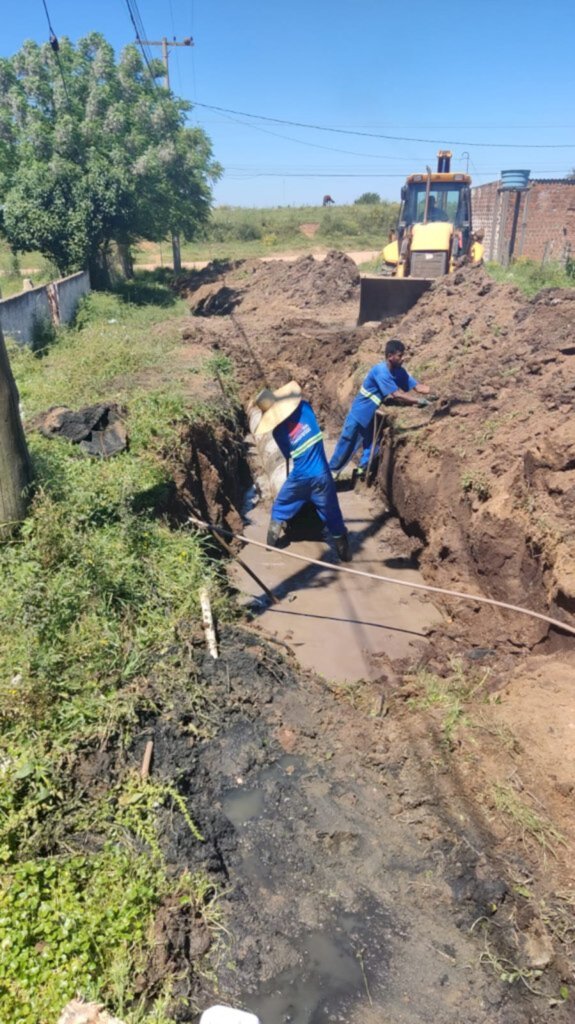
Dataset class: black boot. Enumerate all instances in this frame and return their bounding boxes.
[266,518,285,547]
[334,532,351,562]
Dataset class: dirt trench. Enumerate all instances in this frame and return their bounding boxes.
[145,253,575,1021]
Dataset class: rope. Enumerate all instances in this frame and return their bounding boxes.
[187,516,575,639]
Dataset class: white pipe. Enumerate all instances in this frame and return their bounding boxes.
[199,587,219,659]
[189,517,575,640]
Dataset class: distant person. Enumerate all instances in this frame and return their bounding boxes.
[253,381,351,561]
[322,194,335,207]
[426,196,449,222]
[470,229,485,263]
[329,339,433,479]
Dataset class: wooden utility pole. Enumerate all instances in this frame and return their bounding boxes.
[138,35,194,274]
[0,326,33,539]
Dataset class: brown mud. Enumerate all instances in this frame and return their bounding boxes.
[144,252,575,1020]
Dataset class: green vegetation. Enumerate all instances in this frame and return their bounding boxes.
[134,201,399,265]
[0,279,232,1022]
[492,784,567,855]
[354,192,382,205]
[486,258,575,297]
[0,35,220,284]
[461,469,491,502]
[406,657,490,746]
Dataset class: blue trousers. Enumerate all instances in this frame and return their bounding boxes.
[329,413,378,473]
[272,470,346,537]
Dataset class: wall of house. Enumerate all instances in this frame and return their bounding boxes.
[471,179,575,264]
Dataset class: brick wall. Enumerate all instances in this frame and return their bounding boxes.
[471,179,575,263]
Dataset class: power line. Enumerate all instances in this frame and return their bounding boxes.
[40,0,71,104]
[123,0,157,82]
[193,101,575,149]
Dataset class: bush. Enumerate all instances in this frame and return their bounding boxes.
[354,192,381,205]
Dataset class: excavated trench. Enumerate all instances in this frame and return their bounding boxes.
[148,257,575,1021]
[157,402,572,1023]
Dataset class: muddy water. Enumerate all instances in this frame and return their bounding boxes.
[231,479,442,683]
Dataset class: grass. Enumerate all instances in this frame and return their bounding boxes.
[486,257,575,297]
[461,469,491,502]
[0,248,59,299]
[492,784,567,856]
[133,201,399,265]
[0,275,236,1023]
[406,657,490,746]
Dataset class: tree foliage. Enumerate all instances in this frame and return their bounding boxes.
[354,192,381,205]
[0,35,221,281]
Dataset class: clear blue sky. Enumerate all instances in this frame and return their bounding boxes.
[2,0,575,207]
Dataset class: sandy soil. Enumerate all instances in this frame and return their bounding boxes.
[167,251,575,1019]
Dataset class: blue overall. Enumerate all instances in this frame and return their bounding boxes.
[272,401,346,538]
[329,361,417,473]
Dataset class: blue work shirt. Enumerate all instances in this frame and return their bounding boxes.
[349,361,418,427]
[273,400,330,479]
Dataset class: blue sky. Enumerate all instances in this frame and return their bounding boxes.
[2,0,575,207]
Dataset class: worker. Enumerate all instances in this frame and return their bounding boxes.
[470,228,485,263]
[427,196,449,222]
[329,339,433,479]
[253,381,351,561]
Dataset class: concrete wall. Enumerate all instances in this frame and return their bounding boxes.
[472,179,575,264]
[0,270,90,347]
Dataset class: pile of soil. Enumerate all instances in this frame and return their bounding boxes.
[183,250,360,320]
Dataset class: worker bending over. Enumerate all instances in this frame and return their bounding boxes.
[253,381,351,561]
[329,338,432,479]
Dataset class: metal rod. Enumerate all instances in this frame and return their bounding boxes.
[365,412,386,486]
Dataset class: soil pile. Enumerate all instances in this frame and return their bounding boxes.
[183,250,360,320]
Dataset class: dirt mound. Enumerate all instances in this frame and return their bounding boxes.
[183,251,360,320]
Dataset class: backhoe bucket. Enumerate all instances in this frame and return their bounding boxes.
[358,276,433,324]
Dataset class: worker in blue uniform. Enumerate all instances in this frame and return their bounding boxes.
[253,380,351,561]
[329,338,433,479]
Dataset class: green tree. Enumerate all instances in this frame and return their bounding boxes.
[354,192,381,205]
[0,35,221,284]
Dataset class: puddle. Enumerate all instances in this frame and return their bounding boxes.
[242,929,364,1023]
[239,902,392,1024]
[231,479,443,683]
[222,787,266,827]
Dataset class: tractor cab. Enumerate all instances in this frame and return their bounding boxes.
[382,153,473,278]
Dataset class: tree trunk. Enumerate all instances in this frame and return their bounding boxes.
[88,247,112,290]
[117,242,134,280]
[171,232,182,274]
[0,327,33,539]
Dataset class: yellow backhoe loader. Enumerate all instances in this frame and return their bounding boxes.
[358,151,484,323]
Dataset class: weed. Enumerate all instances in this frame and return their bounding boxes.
[461,470,491,501]
[0,287,234,1021]
[478,943,544,994]
[492,784,567,855]
[406,657,490,746]
[486,258,575,297]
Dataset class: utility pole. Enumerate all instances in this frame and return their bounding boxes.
[138,36,194,273]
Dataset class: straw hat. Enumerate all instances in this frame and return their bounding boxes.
[252,381,302,436]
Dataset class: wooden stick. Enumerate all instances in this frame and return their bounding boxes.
[200,587,219,658]
[141,740,154,780]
